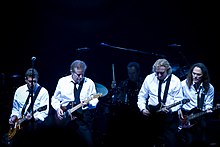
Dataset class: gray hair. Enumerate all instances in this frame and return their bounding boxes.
[70,60,87,73]
[152,58,172,75]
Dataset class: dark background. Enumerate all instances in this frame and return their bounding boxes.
[0,0,219,141]
[0,0,219,95]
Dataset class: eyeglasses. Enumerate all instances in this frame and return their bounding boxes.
[156,71,165,75]
[73,72,84,77]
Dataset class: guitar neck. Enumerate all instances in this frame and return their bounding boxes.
[17,110,35,125]
[166,101,180,109]
[188,111,206,120]
[156,101,182,112]
[188,106,219,120]
[165,99,190,110]
[16,117,27,126]
[69,98,91,113]
[68,93,102,114]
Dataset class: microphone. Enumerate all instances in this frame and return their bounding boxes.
[31,56,36,61]
[76,47,90,51]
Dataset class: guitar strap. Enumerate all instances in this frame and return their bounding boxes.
[21,86,42,116]
[147,75,172,113]
[21,92,31,116]
[160,74,172,104]
[158,80,163,104]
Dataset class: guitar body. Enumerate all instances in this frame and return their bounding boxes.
[179,109,200,129]
[5,105,47,143]
[1,122,25,146]
[8,126,19,141]
[54,93,102,126]
[179,106,220,131]
[54,102,81,126]
[147,104,161,114]
[179,109,203,131]
[8,118,27,140]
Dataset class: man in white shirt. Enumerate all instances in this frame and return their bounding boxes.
[137,58,184,147]
[51,60,99,146]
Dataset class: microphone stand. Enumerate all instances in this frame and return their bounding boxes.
[111,64,117,104]
[30,58,36,127]
[100,42,166,58]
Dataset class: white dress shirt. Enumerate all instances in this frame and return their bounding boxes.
[137,73,184,112]
[181,79,214,111]
[10,83,49,121]
[51,75,98,111]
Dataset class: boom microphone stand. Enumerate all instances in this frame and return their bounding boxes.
[100,42,166,57]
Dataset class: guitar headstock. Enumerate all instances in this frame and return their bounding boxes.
[93,93,103,98]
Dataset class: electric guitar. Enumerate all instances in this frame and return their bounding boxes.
[148,99,190,113]
[55,93,102,124]
[179,105,220,130]
[7,105,47,141]
[157,99,190,112]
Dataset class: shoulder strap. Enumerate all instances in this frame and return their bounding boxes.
[33,86,42,101]
[21,93,31,116]
[26,86,42,113]
[161,75,172,104]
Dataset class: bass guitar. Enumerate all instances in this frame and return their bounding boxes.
[157,99,190,113]
[179,105,220,131]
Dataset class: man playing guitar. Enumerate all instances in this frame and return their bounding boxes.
[178,63,214,146]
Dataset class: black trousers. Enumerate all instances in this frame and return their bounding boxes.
[7,119,44,147]
[65,109,95,146]
[141,111,179,147]
[178,117,209,147]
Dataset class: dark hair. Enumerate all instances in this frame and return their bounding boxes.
[127,62,140,74]
[25,68,39,79]
[186,62,210,93]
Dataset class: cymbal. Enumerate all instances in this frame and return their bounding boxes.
[95,83,108,97]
